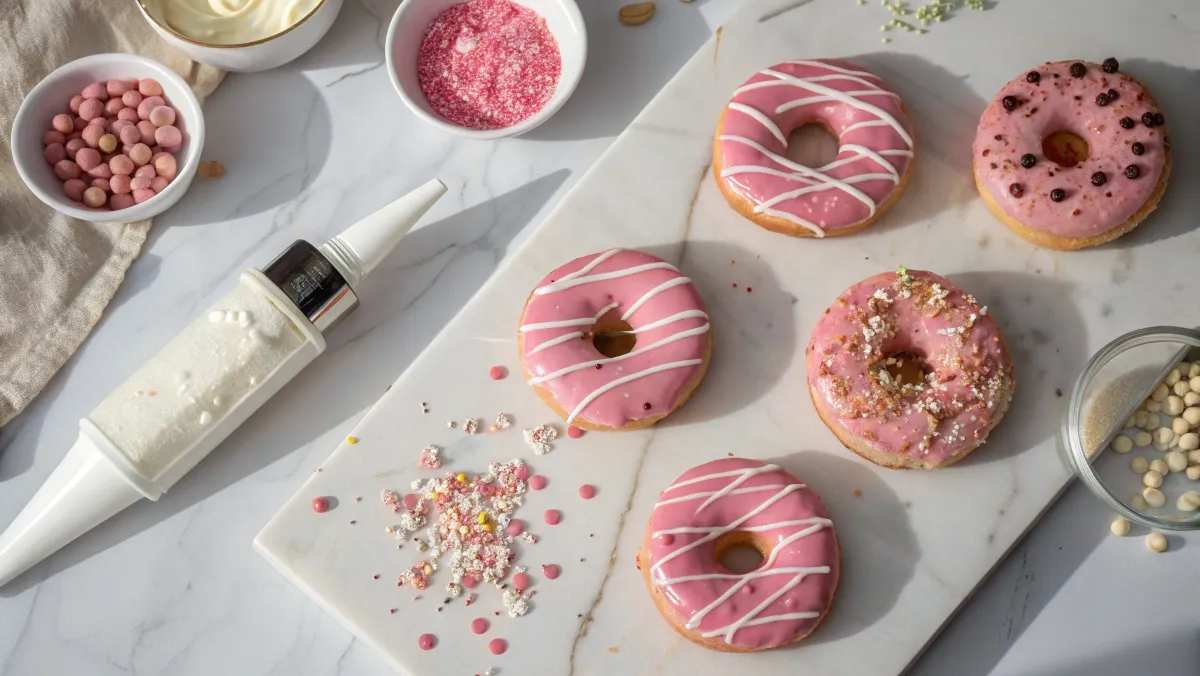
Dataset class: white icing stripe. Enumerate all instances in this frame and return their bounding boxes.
[720,165,820,184]
[753,173,898,213]
[836,143,900,177]
[526,331,582,356]
[761,206,825,237]
[519,318,596,332]
[879,149,913,156]
[694,463,779,515]
[721,135,878,216]
[842,119,892,134]
[621,277,694,321]
[565,359,703,425]
[653,517,828,537]
[527,324,710,386]
[659,464,781,493]
[760,67,914,147]
[727,102,786,146]
[783,59,881,79]
[717,610,823,631]
[653,484,786,508]
[631,309,709,334]
[555,248,622,284]
[534,262,679,296]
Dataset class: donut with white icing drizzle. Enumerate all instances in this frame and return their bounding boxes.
[713,59,916,238]
[637,457,839,652]
[806,269,1015,470]
[518,249,711,431]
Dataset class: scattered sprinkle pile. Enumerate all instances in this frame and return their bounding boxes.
[419,445,444,469]
[523,424,558,454]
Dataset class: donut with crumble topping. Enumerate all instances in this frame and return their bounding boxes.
[805,269,1014,470]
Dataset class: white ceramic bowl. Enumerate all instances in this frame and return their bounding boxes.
[385,0,587,139]
[135,0,343,72]
[10,53,205,224]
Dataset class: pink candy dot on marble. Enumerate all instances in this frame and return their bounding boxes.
[417,633,436,650]
[529,475,547,491]
[543,509,561,526]
[542,564,560,580]
[503,519,523,536]
[462,574,479,589]
[471,618,489,635]
[567,425,584,439]
[512,572,529,591]
[488,365,507,380]
[514,465,530,480]
[578,484,596,500]
[488,639,507,655]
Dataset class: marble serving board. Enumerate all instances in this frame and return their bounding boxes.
[255,1,1200,674]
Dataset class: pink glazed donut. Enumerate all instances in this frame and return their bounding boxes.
[518,249,711,431]
[806,269,1015,470]
[973,58,1171,250]
[638,457,839,652]
[714,59,916,238]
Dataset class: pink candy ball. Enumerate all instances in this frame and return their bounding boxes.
[43,143,66,165]
[42,130,66,146]
[52,114,73,134]
[117,107,139,122]
[66,130,82,141]
[154,125,181,148]
[130,176,152,191]
[106,79,136,97]
[87,163,113,179]
[82,186,107,208]
[118,124,141,146]
[152,153,177,179]
[132,188,156,204]
[128,143,152,166]
[78,98,105,121]
[73,116,88,132]
[148,105,176,128]
[91,177,112,193]
[110,119,133,134]
[81,82,108,101]
[62,178,87,201]
[104,98,125,116]
[134,164,156,179]
[137,96,164,121]
[110,174,132,194]
[81,124,106,148]
[75,148,102,172]
[68,95,83,114]
[110,193,135,210]
[91,117,110,131]
[54,159,81,180]
[136,120,156,145]
[150,176,170,192]
[138,79,163,97]
[64,138,86,159]
[121,90,143,108]
[109,154,134,176]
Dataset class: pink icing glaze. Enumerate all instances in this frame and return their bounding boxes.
[488,638,507,655]
[512,572,530,591]
[718,59,914,236]
[519,249,710,428]
[973,60,1167,238]
[543,509,561,525]
[503,518,524,536]
[647,458,838,649]
[542,563,560,579]
[471,617,489,634]
[578,484,596,499]
[806,270,1014,467]
[417,633,435,650]
[529,475,547,490]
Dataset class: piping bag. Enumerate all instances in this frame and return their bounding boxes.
[0,178,447,586]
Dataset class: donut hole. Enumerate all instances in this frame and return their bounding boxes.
[784,123,840,168]
[1041,131,1090,168]
[592,318,636,358]
[884,351,931,388]
[715,531,768,574]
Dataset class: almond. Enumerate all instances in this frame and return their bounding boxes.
[619,2,656,26]
[197,160,225,179]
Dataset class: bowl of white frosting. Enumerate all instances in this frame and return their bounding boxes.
[136,0,343,72]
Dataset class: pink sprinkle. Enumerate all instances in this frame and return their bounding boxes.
[489,365,507,380]
[543,509,561,526]
[514,464,530,480]
[311,497,329,513]
[471,618,489,634]
[463,574,479,589]
[503,519,524,536]
[567,425,584,438]
[657,533,675,546]
[578,484,596,500]
[417,0,561,130]
[529,475,547,491]
[512,572,529,591]
[488,638,508,655]
[381,489,401,512]
[418,633,436,650]
[402,493,419,510]
[542,564,560,580]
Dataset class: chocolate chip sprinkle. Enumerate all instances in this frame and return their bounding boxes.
[1009,183,1024,198]
[1107,88,1119,101]
[1002,95,1019,111]
[1131,142,1145,156]
[1050,188,1066,202]
[1102,57,1119,74]
[1095,93,1110,107]
[1069,62,1086,78]
[642,402,651,411]
[1119,117,1136,129]
[1026,71,1040,83]
[1125,165,1141,179]
[1153,112,1165,126]
[1091,171,1107,186]
[1142,112,1156,126]
[1020,154,1037,169]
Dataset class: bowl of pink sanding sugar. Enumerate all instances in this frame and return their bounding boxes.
[386,0,585,138]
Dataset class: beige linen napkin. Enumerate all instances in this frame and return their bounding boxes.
[0,0,223,427]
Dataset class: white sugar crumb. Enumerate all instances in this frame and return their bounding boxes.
[979,306,988,316]
[503,588,530,617]
[873,288,892,303]
[495,413,512,429]
[419,445,443,469]
[446,582,462,598]
[523,424,558,454]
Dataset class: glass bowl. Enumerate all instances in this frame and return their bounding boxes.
[1062,326,1200,531]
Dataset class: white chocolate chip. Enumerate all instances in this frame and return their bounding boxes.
[1180,433,1200,451]
[1146,533,1168,552]
[1112,435,1134,454]
[1184,407,1200,427]
[1135,431,1153,447]
[1149,459,1169,476]
[1171,416,1190,435]
[1151,383,1170,401]
[1165,368,1182,386]
[1154,443,1170,452]
[1130,456,1149,474]
[1189,449,1200,464]
[1126,415,1137,428]
[1142,412,1161,430]
[1190,363,1200,378]
[1166,396,1186,416]
[1130,494,1149,511]
[1143,487,1166,507]
[1176,490,1200,512]
[1188,466,1200,481]
[1134,411,1149,429]
[1185,392,1200,407]
[1176,380,1194,397]
[1110,516,1131,536]
[1143,470,1163,488]
[1166,451,1188,473]
[1190,376,1200,393]
[1154,427,1174,445]
[1146,401,1162,413]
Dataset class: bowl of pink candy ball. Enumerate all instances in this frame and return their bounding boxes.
[11,53,204,222]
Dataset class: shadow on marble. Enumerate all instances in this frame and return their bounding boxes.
[1017,629,1200,676]
[947,271,1087,467]
[0,171,569,597]
[296,0,398,76]
[1100,60,1200,248]
[909,482,1117,676]
[653,239,798,424]
[524,0,716,142]
[846,53,988,239]
[769,450,918,646]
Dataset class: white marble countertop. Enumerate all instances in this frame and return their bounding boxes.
[1,1,1197,674]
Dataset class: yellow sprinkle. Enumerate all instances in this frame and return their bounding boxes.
[482,524,494,532]
[456,473,467,483]
[346,436,359,445]
[423,565,432,575]
[478,512,488,524]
